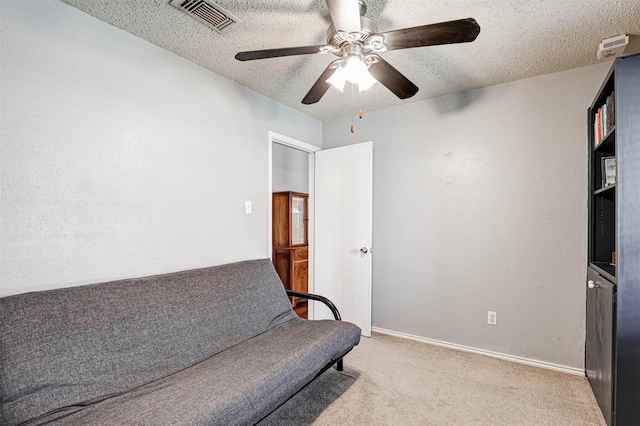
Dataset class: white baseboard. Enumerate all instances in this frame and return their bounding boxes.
[371,327,585,377]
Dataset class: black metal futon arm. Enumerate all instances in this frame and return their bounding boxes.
[285,290,344,371]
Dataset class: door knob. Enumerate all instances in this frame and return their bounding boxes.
[360,247,369,254]
[588,280,599,289]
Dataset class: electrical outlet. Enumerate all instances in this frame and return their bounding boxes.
[488,311,497,326]
[245,201,252,214]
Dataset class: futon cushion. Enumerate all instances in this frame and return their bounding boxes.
[23,317,361,425]
[0,259,295,425]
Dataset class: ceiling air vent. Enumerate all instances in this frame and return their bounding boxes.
[597,34,628,60]
[170,0,242,33]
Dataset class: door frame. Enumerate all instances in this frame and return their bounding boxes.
[267,131,320,316]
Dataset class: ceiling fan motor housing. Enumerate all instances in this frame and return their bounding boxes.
[326,16,379,55]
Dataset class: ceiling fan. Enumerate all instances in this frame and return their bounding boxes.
[235,0,480,105]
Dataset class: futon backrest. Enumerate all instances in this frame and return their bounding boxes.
[0,259,295,425]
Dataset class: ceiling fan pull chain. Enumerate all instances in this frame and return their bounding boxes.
[350,83,355,133]
[357,85,363,120]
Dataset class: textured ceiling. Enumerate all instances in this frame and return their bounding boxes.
[60,0,640,122]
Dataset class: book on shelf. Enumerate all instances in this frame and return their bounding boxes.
[602,156,616,187]
[593,92,616,145]
[595,109,602,144]
[606,91,615,130]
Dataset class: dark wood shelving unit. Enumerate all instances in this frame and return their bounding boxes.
[593,184,616,198]
[594,127,616,152]
[585,53,640,426]
[589,262,616,282]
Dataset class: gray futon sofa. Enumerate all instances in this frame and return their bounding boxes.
[0,259,361,425]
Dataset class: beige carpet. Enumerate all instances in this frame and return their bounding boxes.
[260,332,606,425]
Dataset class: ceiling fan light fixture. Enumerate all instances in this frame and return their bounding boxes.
[344,56,372,86]
[326,66,347,92]
[327,55,377,93]
[354,63,377,91]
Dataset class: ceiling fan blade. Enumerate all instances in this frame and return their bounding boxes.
[326,0,361,34]
[302,64,337,105]
[379,18,480,51]
[368,57,418,99]
[235,45,329,61]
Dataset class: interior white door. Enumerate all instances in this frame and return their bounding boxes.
[313,141,372,337]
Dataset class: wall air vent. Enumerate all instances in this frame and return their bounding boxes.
[170,0,242,34]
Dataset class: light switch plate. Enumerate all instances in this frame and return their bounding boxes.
[245,201,252,214]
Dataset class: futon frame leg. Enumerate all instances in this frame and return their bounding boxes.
[337,359,343,371]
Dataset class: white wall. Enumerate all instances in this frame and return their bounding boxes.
[272,143,309,194]
[0,0,321,297]
[323,62,612,369]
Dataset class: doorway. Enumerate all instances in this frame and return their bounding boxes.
[267,132,373,334]
[267,131,320,319]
